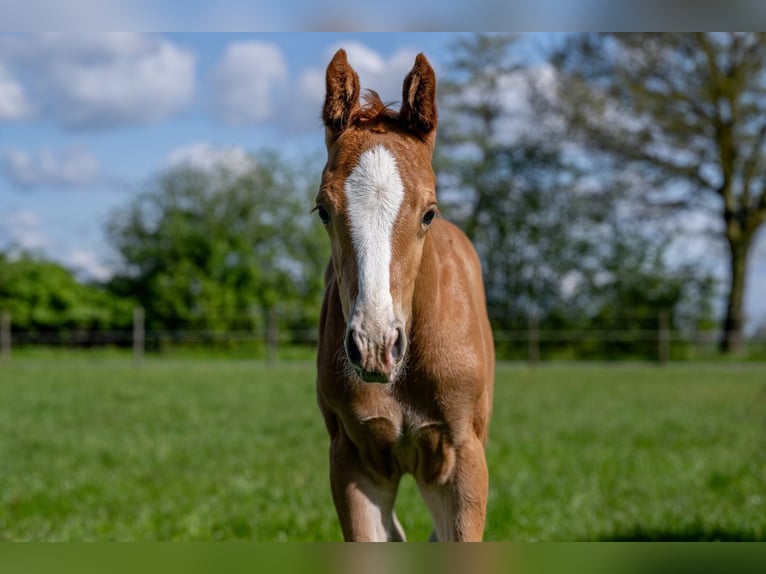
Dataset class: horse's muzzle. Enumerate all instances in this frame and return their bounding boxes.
[345,325,405,384]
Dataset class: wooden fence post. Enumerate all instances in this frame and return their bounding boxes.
[133,307,145,367]
[266,307,278,366]
[528,312,540,367]
[658,309,670,365]
[0,311,10,361]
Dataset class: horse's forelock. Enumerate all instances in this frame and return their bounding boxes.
[350,90,399,127]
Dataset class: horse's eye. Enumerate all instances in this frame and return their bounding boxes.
[315,206,331,225]
[422,209,436,227]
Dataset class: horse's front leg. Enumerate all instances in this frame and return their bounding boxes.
[329,432,405,542]
[417,435,489,542]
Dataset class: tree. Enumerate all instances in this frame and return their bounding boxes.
[0,252,132,337]
[107,152,328,337]
[435,33,717,359]
[562,216,717,359]
[549,33,766,353]
[436,33,608,330]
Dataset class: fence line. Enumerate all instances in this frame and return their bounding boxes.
[1,311,10,361]
[133,307,144,367]
[528,313,539,367]
[658,309,670,365]
[1,307,764,365]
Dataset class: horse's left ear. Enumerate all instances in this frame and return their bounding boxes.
[399,53,437,141]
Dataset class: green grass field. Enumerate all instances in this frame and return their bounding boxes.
[0,358,764,541]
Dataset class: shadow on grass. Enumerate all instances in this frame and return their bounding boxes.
[596,525,764,541]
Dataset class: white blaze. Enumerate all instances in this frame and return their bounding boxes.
[344,145,404,328]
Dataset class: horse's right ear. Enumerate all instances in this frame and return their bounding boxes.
[323,49,360,143]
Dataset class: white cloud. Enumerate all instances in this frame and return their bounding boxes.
[212,41,288,126]
[0,210,47,252]
[0,65,33,120]
[0,210,113,281]
[2,147,101,189]
[321,42,419,106]
[286,43,420,132]
[298,67,325,105]
[0,33,195,129]
[164,142,256,175]
[209,41,422,132]
[64,248,113,282]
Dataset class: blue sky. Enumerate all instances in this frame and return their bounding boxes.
[0,33,764,329]
[0,33,456,275]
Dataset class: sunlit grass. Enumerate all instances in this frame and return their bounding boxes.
[0,359,763,540]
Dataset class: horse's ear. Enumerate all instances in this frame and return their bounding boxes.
[399,53,437,140]
[323,49,360,142]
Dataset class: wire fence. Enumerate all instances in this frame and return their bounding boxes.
[1,308,764,364]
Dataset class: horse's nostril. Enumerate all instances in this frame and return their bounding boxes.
[346,330,362,365]
[392,328,405,361]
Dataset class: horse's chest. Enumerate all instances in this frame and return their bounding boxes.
[345,399,455,485]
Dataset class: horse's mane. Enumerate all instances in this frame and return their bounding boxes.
[351,90,399,128]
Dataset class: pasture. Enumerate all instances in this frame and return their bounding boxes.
[0,358,764,541]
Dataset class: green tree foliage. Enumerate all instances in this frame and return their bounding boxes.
[561,221,718,358]
[107,152,328,337]
[437,34,596,330]
[0,252,132,334]
[549,33,766,353]
[436,33,716,358]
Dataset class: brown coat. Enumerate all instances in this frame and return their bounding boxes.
[315,49,494,542]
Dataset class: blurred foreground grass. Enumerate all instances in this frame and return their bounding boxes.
[0,358,764,540]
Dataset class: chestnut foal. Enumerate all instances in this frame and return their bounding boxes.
[315,49,494,542]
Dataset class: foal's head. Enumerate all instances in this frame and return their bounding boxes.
[316,49,438,384]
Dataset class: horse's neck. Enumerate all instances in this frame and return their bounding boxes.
[411,231,441,321]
